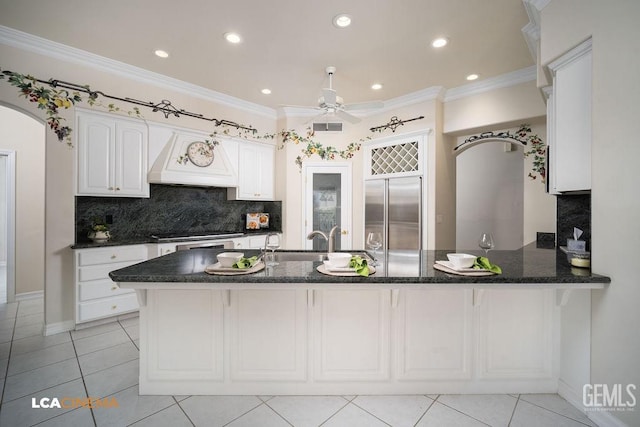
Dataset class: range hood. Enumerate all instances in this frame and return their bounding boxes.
[148,130,238,187]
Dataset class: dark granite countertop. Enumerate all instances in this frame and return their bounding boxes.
[109,244,610,288]
[71,231,279,250]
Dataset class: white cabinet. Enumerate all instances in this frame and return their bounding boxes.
[76,110,149,197]
[232,233,282,250]
[74,245,148,324]
[229,289,307,381]
[547,39,592,193]
[395,290,473,380]
[477,289,555,379]
[312,289,391,381]
[228,140,275,200]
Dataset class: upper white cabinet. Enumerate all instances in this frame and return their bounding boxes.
[547,39,592,193]
[228,140,275,200]
[77,109,149,197]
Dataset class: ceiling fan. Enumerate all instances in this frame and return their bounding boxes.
[289,66,384,124]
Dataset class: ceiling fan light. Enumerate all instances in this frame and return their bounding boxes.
[154,49,169,58]
[333,14,352,28]
[261,88,272,95]
[371,83,383,90]
[466,73,479,81]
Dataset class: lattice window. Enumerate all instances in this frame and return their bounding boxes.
[370,141,419,175]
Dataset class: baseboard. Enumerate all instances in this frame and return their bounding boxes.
[558,379,631,427]
[43,320,75,336]
[15,290,44,301]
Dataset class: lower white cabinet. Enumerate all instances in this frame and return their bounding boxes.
[313,289,391,381]
[477,289,555,379]
[137,286,561,395]
[395,289,473,380]
[229,289,307,381]
[74,245,148,324]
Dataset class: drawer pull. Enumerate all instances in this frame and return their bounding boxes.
[111,286,117,291]
[111,254,117,259]
[115,187,120,191]
[111,305,117,310]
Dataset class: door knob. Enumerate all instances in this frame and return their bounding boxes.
[341,230,349,235]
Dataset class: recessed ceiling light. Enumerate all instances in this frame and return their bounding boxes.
[261,88,272,95]
[371,83,383,90]
[154,49,169,58]
[224,32,242,44]
[431,37,448,48]
[333,14,352,28]
[466,74,479,81]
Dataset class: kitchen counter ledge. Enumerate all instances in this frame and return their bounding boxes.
[110,245,609,290]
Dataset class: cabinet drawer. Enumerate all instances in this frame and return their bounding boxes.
[78,246,147,266]
[78,279,134,302]
[78,293,139,323]
[78,261,141,282]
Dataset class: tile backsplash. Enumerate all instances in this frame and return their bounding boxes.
[75,184,282,243]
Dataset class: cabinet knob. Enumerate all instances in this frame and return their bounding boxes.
[111,305,117,310]
[108,187,114,190]
[115,187,120,191]
[254,193,260,196]
[341,230,349,235]
[111,254,117,259]
[111,286,117,291]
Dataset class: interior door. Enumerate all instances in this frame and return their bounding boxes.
[303,163,352,250]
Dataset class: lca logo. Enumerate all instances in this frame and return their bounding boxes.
[31,397,119,409]
[583,384,636,411]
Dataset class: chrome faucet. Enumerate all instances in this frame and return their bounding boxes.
[307,225,341,253]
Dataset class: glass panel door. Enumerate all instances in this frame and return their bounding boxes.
[303,163,352,250]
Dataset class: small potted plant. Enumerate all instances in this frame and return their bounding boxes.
[88,218,111,242]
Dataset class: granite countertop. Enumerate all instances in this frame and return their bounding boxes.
[70,230,279,249]
[109,244,610,288]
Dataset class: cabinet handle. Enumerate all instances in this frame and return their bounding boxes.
[111,305,117,310]
[254,193,260,196]
[115,187,120,191]
[111,286,117,291]
[111,254,117,259]
[341,230,349,235]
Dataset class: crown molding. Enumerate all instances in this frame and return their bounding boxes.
[0,25,277,120]
[443,65,537,102]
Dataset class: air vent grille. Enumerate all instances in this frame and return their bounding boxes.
[370,141,419,175]
[313,122,343,132]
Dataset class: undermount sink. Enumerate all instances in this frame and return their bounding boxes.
[271,251,370,262]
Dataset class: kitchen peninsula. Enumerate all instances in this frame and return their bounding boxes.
[110,245,608,400]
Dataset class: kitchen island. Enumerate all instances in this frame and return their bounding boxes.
[110,245,608,403]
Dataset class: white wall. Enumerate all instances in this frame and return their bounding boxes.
[0,155,5,263]
[0,105,45,295]
[541,1,640,426]
[456,140,524,251]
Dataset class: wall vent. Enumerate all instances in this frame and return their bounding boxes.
[312,122,343,132]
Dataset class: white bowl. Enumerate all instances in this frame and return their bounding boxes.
[447,253,476,269]
[217,252,244,268]
[326,252,352,268]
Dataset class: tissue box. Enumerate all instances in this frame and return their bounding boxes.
[567,239,586,251]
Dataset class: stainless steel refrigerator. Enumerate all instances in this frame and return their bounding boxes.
[364,176,422,252]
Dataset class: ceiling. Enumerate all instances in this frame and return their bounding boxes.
[0,0,534,112]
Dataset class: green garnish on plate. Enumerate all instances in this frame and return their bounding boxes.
[233,256,258,269]
[473,256,502,274]
[349,255,370,277]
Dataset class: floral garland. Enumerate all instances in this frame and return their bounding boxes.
[520,124,546,183]
[260,128,370,169]
[0,69,369,169]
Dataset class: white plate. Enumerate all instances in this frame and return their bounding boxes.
[317,264,376,277]
[322,260,356,272]
[435,260,489,272]
[205,261,265,275]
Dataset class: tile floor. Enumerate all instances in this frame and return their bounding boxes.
[0,298,599,427]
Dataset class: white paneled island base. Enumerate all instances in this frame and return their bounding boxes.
[132,285,588,396]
